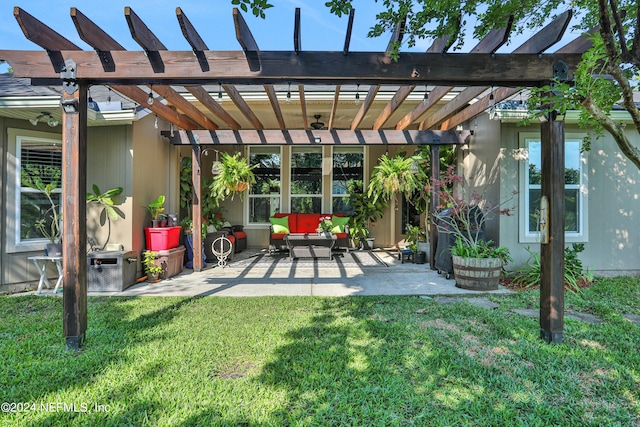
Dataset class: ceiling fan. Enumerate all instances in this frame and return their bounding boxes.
[310,114,325,130]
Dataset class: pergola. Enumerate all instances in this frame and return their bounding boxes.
[0,6,592,349]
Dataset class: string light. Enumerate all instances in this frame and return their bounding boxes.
[147,84,154,105]
[354,83,361,105]
[154,115,158,129]
[286,82,291,104]
[423,83,429,105]
[107,87,112,104]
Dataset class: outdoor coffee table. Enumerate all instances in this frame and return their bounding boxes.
[284,233,337,260]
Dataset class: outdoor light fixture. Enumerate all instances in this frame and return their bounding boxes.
[314,136,322,143]
[147,85,154,105]
[29,111,59,127]
[203,148,221,174]
[217,83,223,103]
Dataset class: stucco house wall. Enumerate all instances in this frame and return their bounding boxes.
[496,120,640,276]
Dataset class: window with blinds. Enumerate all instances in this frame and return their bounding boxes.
[17,137,62,241]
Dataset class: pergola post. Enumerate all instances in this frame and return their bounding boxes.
[539,115,565,343]
[191,145,203,272]
[429,144,440,270]
[61,67,88,351]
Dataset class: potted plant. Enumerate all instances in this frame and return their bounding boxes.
[86,184,125,251]
[346,181,387,250]
[145,195,166,227]
[367,152,428,203]
[22,174,62,255]
[142,250,163,282]
[208,152,256,206]
[428,165,515,290]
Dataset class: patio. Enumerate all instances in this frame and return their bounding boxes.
[67,248,514,298]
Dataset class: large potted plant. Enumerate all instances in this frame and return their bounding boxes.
[22,174,62,255]
[346,181,387,250]
[429,165,515,290]
[86,184,125,251]
[208,152,256,206]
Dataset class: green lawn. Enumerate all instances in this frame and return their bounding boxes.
[1,277,638,426]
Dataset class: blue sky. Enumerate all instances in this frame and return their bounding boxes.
[1,1,582,72]
[1,1,399,52]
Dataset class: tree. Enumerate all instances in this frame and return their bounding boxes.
[243,0,640,170]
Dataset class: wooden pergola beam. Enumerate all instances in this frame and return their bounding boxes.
[419,10,573,131]
[395,21,513,130]
[352,16,408,130]
[163,129,472,146]
[1,50,585,87]
[123,7,219,130]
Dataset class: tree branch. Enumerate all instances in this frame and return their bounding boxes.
[582,96,640,170]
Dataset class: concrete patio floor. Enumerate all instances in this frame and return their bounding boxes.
[85,248,514,298]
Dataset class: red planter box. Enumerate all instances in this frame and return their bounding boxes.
[144,226,181,251]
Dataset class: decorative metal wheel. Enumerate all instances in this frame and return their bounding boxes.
[211,236,233,268]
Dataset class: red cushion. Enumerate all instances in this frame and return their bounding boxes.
[234,231,247,239]
[296,213,321,233]
[227,236,236,244]
[335,232,348,239]
[271,233,286,241]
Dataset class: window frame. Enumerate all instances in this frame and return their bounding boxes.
[6,128,63,253]
[246,146,282,225]
[289,146,324,213]
[518,132,588,243]
[331,146,364,216]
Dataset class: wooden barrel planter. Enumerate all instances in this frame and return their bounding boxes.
[452,256,503,291]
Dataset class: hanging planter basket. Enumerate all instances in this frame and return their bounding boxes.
[232,181,249,192]
[452,255,502,291]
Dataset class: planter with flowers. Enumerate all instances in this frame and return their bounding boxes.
[316,215,333,237]
[428,165,515,290]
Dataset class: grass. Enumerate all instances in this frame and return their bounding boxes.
[0,277,638,426]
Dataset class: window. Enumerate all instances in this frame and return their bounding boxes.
[7,131,62,252]
[519,133,588,243]
[248,146,281,223]
[290,147,323,213]
[332,147,363,215]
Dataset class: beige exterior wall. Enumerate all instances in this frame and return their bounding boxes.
[1,114,182,290]
[497,121,640,276]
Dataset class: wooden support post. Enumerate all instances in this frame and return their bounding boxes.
[429,144,440,270]
[191,145,203,272]
[539,116,565,344]
[62,80,87,351]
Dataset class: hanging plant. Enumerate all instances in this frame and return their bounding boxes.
[367,152,428,203]
[207,152,257,206]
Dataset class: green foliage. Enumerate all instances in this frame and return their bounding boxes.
[512,243,591,293]
[22,173,62,243]
[145,195,165,221]
[142,251,162,275]
[86,185,124,223]
[346,180,387,246]
[231,0,273,18]
[208,152,257,206]
[404,224,426,250]
[368,152,428,204]
[450,237,512,266]
[179,157,193,210]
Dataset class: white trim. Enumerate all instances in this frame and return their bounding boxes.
[518,132,589,243]
[245,146,282,225]
[6,128,62,253]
